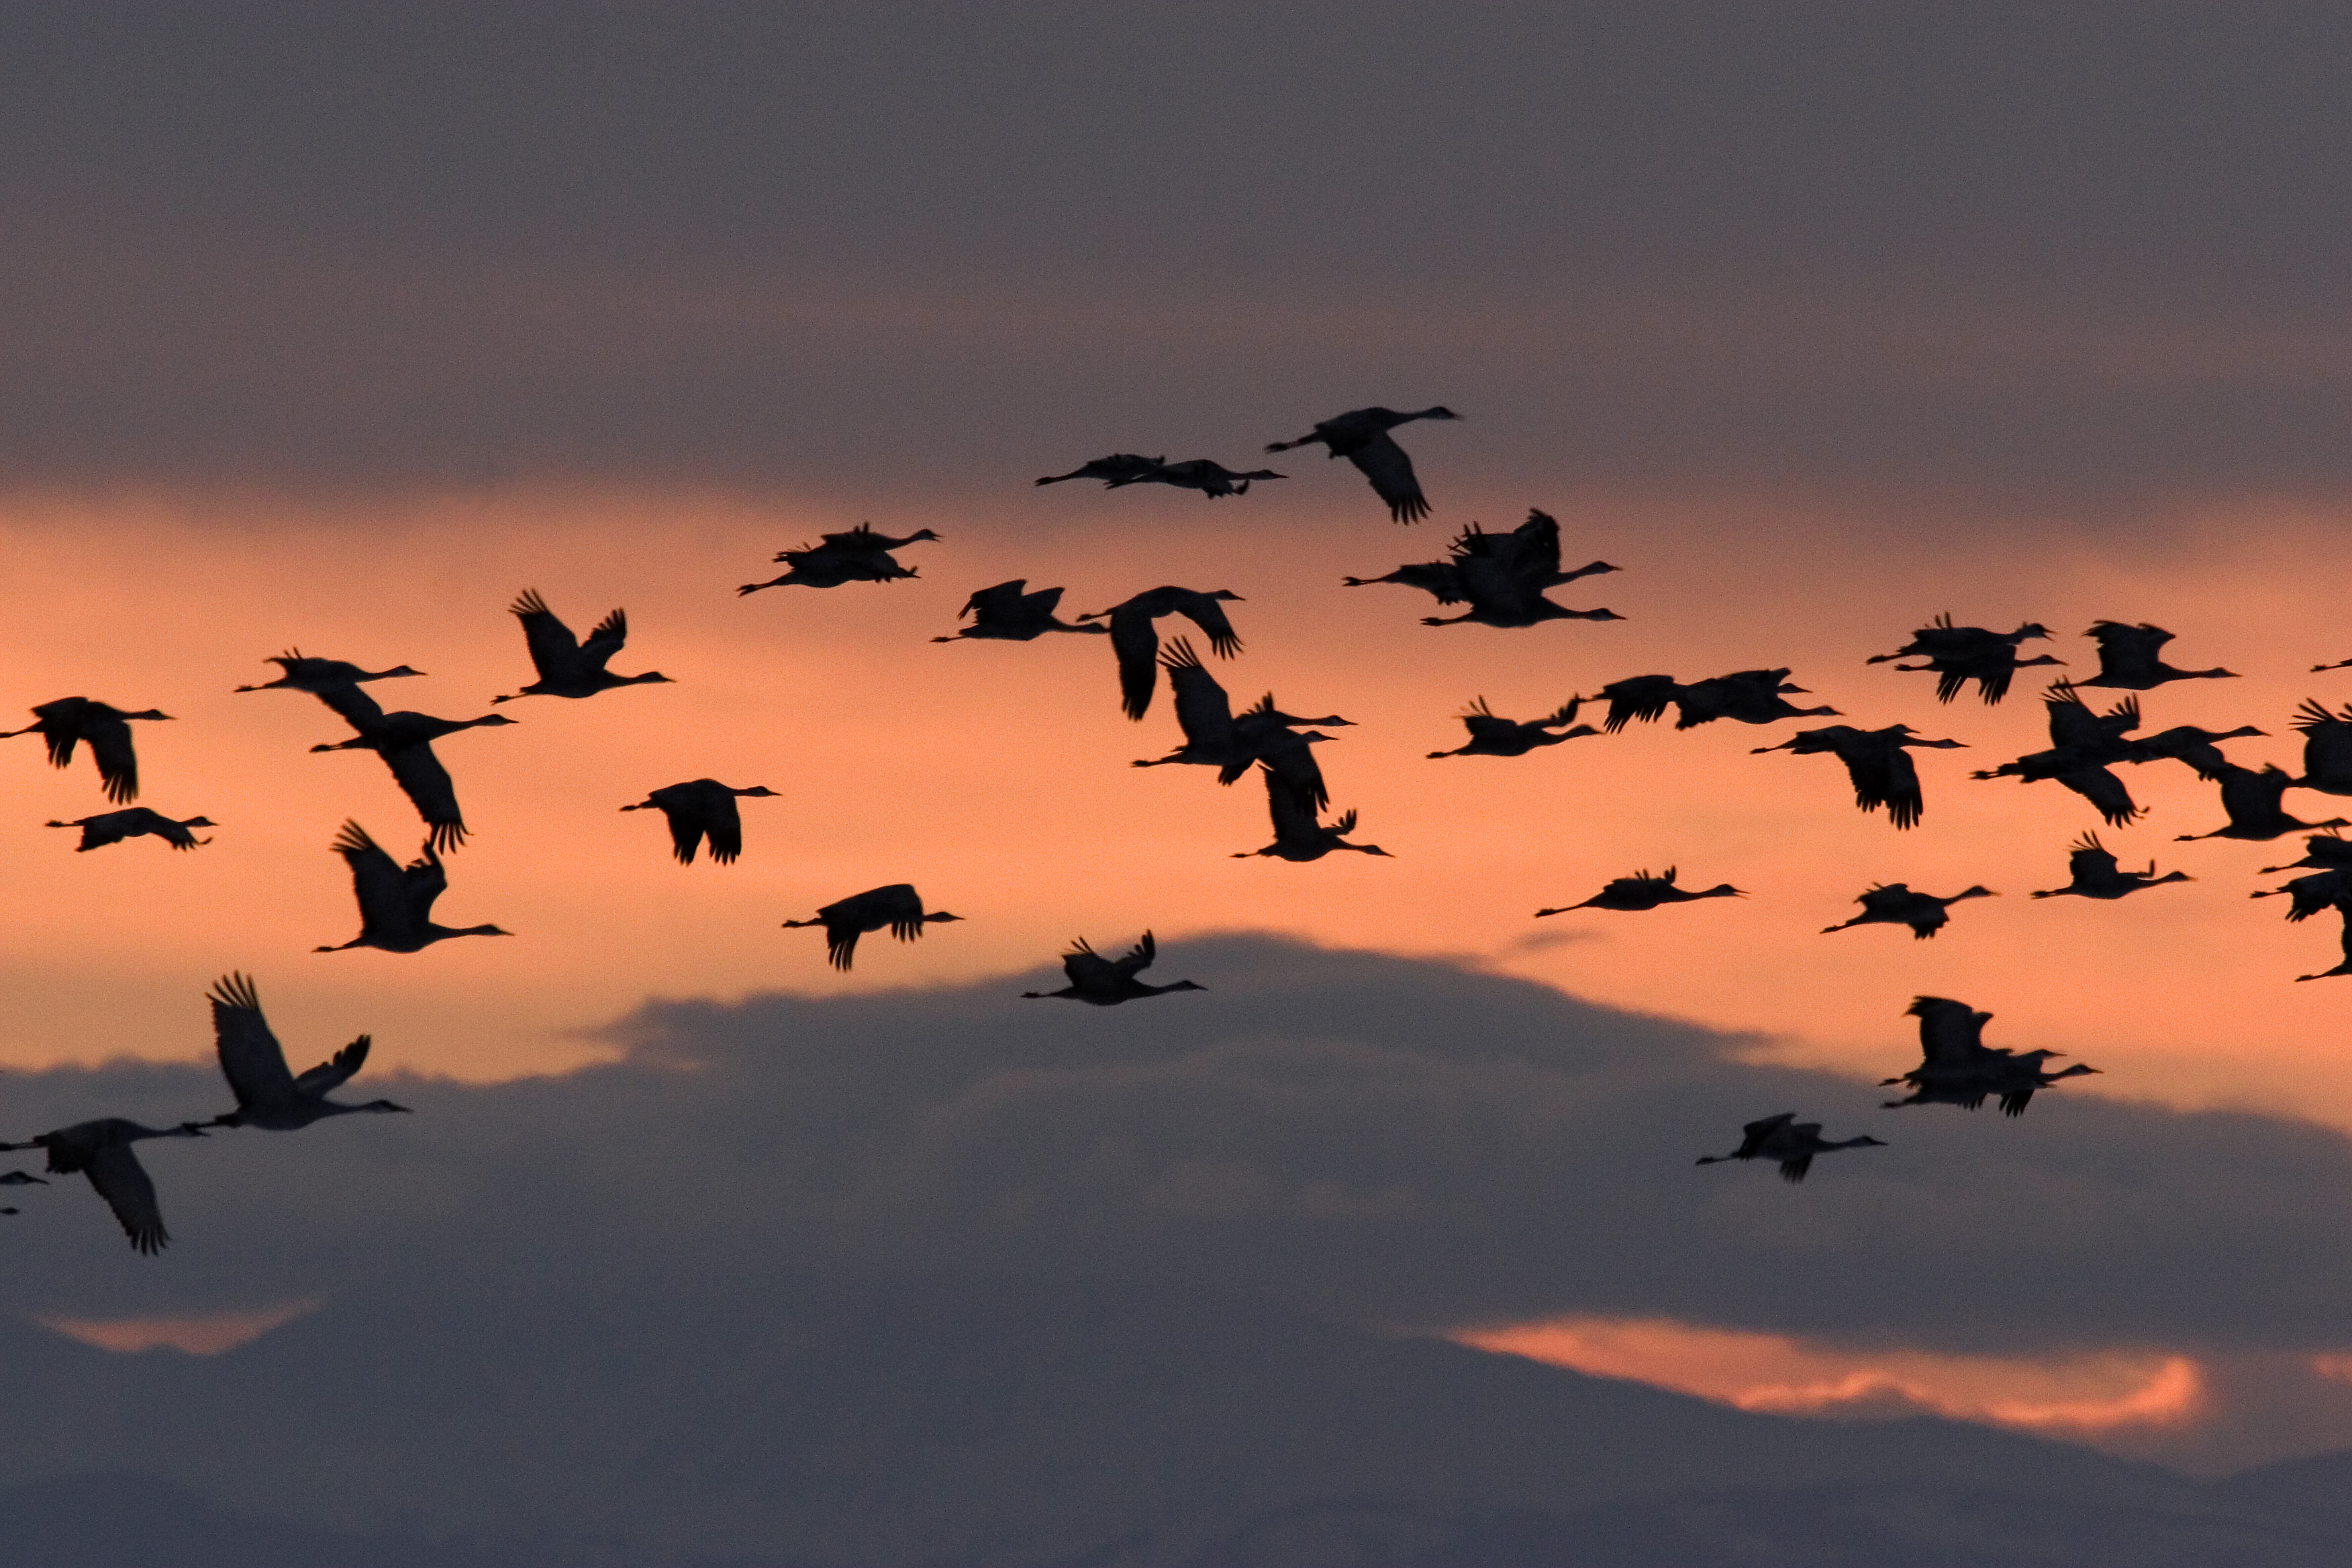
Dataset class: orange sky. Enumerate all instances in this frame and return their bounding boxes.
[5,479,2347,1128]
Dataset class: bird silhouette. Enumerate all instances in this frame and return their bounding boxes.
[2260,831,2352,875]
[1131,640,1340,807]
[1344,509,1616,603]
[1232,766,1389,861]
[2252,868,2352,923]
[621,780,779,865]
[1587,669,1839,732]
[493,590,674,700]
[234,650,423,728]
[2030,832,2191,899]
[1108,458,1286,497]
[1696,1113,1885,1183]
[197,972,410,1129]
[782,884,963,970]
[44,809,214,852]
[2294,907,2352,981]
[739,525,940,594]
[2128,722,2267,781]
[1536,867,1743,915]
[1021,931,1204,1004]
[932,581,1110,642]
[1821,883,1994,939]
[314,822,511,952]
[311,709,516,851]
[2077,621,2238,689]
[1426,697,1599,758]
[1,697,173,803]
[1879,995,2097,1114]
[1867,615,2063,704]
[1077,586,1246,720]
[2286,700,2352,796]
[1753,724,1965,830]
[1267,405,1461,522]
[0,1118,204,1253]
[1971,682,2145,828]
[2176,764,2352,842]
[1036,454,1167,487]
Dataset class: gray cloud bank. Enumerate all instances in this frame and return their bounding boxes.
[9,938,2352,1561]
[1,3,2346,503]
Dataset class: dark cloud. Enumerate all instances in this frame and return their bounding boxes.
[0,4,2345,499]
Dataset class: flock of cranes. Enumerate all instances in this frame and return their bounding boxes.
[7,399,2350,1246]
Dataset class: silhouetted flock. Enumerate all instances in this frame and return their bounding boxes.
[7,404,2348,1246]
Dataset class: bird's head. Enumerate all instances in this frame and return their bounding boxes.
[736,785,781,797]
[630,673,677,685]
[129,710,174,721]
[925,910,967,924]
[904,529,943,543]
[181,817,218,828]
[1208,590,1245,602]
[381,665,426,679]
[1418,406,1463,422]
[359,1099,413,1114]
[2016,623,2053,641]
[471,713,521,726]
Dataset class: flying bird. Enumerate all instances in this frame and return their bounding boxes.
[2175,764,2352,843]
[1879,996,2097,1115]
[782,884,963,971]
[1131,640,1340,808]
[1108,458,1285,497]
[1971,683,2146,828]
[0,1118,204,1254]
[197,972,410,1130]
[1232,766,1389,862]
[1536,867,1743,915]
[738,525,940,594]
[493,590,674,700]
[2126,722,2267,781]
[2294,907,2352,982]
[2287,700,2352,796]
[1344,509,1616,604]
[2030,833,2191,899]
[314,822,511,952]
[2077,621,2237,690]
[234,650,424,728]
[932,581,1110,642]
[1077,586,1246,720]
[1020,930,1204,1005]
[1867,615,2063,704]
[621,780,779,865]
[1696,1113,1885,1183]
[1587,669,1838,732]
[1752,724,1966,830]
[1267,405,1461,522]
[1,697,173,803]
[1820,883,1994,940]
[1036,453,1168,487]
[311,709,516,852]
[2252,869,2352,924]
[1426,697,1599,758]
[44,808,214,852]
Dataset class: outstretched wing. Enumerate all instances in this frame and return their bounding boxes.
[1161,639,1235,749]
[1114,930,1158,978]
[383,742,468,852]
[292,1035,373,1099]
[579,607,629,672]
[332,820,411,927]
[83,718,141,803]
[509,589,581,679]
[207,972,299,1115]
[1346,432,1428,522]
[1175,597,1243,659]
[85,1144,168,1255]
[1109,611,1161,720]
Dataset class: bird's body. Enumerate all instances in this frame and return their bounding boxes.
[234,650,423,728]
[1078,586,1246,720]
[2253,869,2352,923]
[2177,764,2352,843]
[2288,700,2352,796]
[2129,723,2267,781]
[1753,724,1965,830]
[782,884,963,971]
[311,709,516,851]
[0,1118,205,1253]
[1232,765,1389,861]
[1021,930,1203,1004]
[1973,683,2146,828]
[1108,458,1285,497]
[1589,669,1837,732]
[1880,995,2098,1115]
[2078,621,2237,689]
[1696,1112,1885,1183]
[45,808,214,852]
[1,697,173,802]
[1821,883,1994,940]
[2295,906,2352,981]
[933,581,1110,642]
[1868,616,2062,704]
[1426,697,1598,758]
[740,524,940,593]
[1267,405,1460,522]
[314,822,511,952]
[1536,866,1743,916]
[1036,453,1167,487]
[2031,832,2190,899]
[1346,509,1616,607]
[621,780,777,865]
[199,972,409,1130]
[493,590,673,699]
[1131,640,1339,807]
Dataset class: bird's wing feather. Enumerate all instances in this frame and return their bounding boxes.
[207,973,299,1113]
[1346,433,1428,522]
[86,1144,168,1255]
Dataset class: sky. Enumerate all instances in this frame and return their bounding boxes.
[5,0,2352,1544]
